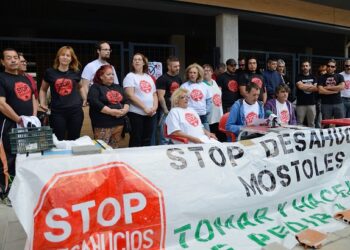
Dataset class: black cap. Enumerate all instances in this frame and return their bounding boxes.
[226,58,237,66]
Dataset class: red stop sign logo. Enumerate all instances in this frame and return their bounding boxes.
[190,89,203,101]
[140,80,152,93]
[32,162,165,249]
[14,82,32,101]
[212,94,222,107]
[227,80,238,92]
[245,111,258,125]
[185,112,199,127]
[251,77,263,88]
[280,109,289,124]
[106,90,123,104]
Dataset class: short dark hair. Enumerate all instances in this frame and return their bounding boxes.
[267,57,277,63]
[1,48,18,60]
[202,64,213,71]
[328,58,336,65]
[166,56,179,66]
[216,63,226,70]
[246,82,260,93]
[96,41,110,50]
[301,60,310,66]
[275,84,290,94]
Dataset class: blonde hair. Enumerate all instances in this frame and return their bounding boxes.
[171,88,189,108]
[184,63,204,82]
[53,46,81,72]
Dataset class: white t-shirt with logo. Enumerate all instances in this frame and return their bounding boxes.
[166,107,215,143]
[123,72,156,116]
[181,81,212,116]
[205,80,223,124]
[276,100,290,125]
[243,100,259,125]
[81,59,119,85]
[340,71,350,98]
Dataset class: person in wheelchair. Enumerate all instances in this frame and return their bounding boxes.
[165,88,217,144]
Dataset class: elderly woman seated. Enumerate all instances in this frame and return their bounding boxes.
[165,88,218,143]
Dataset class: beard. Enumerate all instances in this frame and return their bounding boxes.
[100,55,110,61]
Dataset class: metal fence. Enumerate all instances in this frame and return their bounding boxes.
[297,54,346,76]
[128,43,178,74]
[240,49,296,85]
[0,37,124,84]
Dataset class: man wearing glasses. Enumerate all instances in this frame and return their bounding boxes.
[340,59,350,118]
[81,41,119,88]
[318,59,345,120]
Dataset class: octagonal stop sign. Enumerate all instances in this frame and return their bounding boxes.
[32,161,166,249]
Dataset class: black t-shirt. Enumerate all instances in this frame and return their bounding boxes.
[156,73,182,110]
[0,72,34,122]
[44,68,82,111]
[318,73,344,104]
[88,83,129,128]
[217,72,239,107]
[238,71,265,101]
[296,74,317,105]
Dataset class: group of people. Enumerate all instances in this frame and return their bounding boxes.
[0,42,349,205]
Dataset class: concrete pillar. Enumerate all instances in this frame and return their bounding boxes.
[216,14,239,64]
[170,35,186,77]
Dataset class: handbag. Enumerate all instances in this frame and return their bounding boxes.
[121,116,131,138]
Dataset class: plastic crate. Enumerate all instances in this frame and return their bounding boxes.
[9,126,54,155]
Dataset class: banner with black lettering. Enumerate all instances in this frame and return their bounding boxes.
[10,127,350,249]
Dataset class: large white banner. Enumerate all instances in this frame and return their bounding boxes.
[10,127,350,250]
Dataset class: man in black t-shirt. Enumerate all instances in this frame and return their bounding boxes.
[238,57,267,104]
[217,58,239,112]
[156,56,182,144]
[0,48,36,205]
[295,60,318,127]
[318,59,345,120]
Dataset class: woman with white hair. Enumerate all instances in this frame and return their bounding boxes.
[165,88,217,144]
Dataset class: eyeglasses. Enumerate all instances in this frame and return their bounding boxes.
[345,65,350,68]
[327,65,336,68]
[179,95,189,100]
[100,49,112,52]
[20,60,27,64]
[239,64,245,67]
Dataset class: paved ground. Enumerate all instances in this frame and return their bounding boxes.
[1,202,350,250]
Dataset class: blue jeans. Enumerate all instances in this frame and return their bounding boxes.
[200,114,210,131]
[158,112,170,145]
[343,97,350,118]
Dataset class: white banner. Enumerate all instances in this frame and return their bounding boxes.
[10,127,350,250]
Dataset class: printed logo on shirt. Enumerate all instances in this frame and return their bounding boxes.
[345,80,350,89]
[325,77,336,86]
[106,90,123,104]
[190,89,204,101]
[140,80,152,93]
[170,81,180,94]
[14,82,32,101]
[228,80,238,92]
[185,113,199,127]
[251,77,263,88]
[280,109,289,124]
[213,94,222,107]
[245,112,258,125]
[54,78,73,96]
